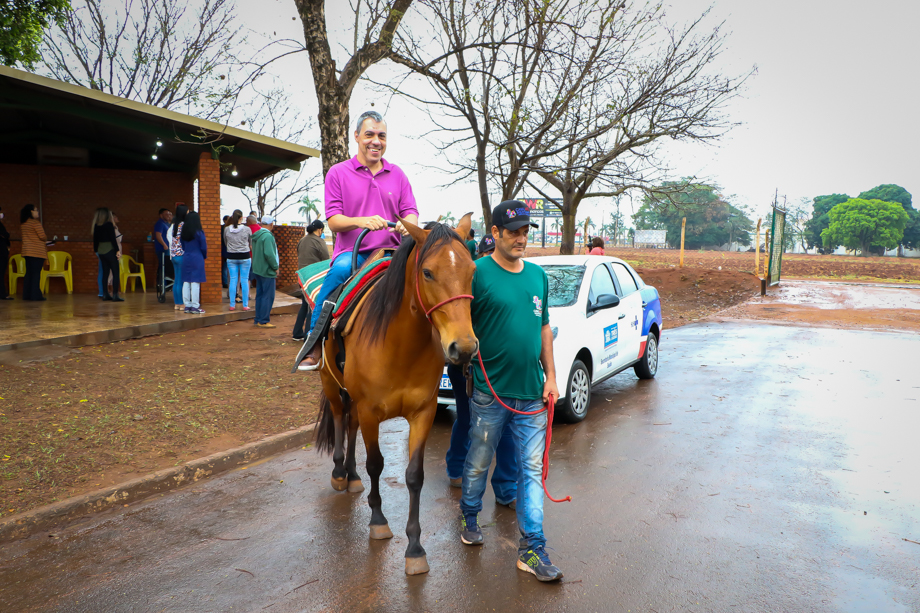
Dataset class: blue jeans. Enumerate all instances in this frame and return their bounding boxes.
[461,389,548,552]
[253,273,275,324]
[307,250,369,333]
[97,255,104,296]
[227,258,251,307]
[445,364,518,503]
[171,255,184,305]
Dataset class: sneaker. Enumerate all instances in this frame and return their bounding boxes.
[184,307,193,313]
[242,306,251,311]
[229,306,235,311]
[517,546,563,582]
[256,322,276,328]
[190,307,206,314]
[293,335,305,342]
[460,513,483,546]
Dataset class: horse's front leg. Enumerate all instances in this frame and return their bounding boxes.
[404,405,437,575]
[360,417,392,540]
[345,408,364,493]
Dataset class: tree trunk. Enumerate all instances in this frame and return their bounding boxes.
[476,146,492,228]
[558,187,577,255]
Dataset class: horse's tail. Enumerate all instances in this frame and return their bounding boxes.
[314,390,351,455]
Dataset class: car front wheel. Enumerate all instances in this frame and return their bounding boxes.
[634,333,658,379]
[556,359,591,423]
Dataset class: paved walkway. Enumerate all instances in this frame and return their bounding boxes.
[0,290,299,351]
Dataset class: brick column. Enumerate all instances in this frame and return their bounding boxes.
[197,152,223,304]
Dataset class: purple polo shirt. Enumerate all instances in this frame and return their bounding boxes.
[324,156,419,261]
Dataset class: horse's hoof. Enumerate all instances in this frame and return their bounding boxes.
[331,477,348,491]
[369,524,393,540]
[347,480,365,493]
[405,556,429,575]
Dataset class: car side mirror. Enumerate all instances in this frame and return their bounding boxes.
[588,293,620,314]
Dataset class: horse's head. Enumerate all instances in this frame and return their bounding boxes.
[402,213,479,364]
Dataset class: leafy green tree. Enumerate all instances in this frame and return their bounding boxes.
[0,0,70,68]
[858,184,912,209]
[633,181,753,249]
[820,198,909,256]
[803,194,849,252]
[858,184,917,252]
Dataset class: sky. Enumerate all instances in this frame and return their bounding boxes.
[220,0,920,228]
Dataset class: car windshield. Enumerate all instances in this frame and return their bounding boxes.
[539,265,585,308]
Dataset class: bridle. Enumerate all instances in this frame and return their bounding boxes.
[414,244,473,321]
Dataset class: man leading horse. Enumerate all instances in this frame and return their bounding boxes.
[299,110,419,371]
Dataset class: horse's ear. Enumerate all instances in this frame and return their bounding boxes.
[399,217,428,244]
[454,212,473,241]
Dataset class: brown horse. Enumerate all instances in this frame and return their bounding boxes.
[314,215,477,575]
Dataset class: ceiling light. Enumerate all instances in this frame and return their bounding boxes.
[156,140,163,147]
[152,153,158,160]
[231,165,238,176]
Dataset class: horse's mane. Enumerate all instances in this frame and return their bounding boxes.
[362,223,463,344]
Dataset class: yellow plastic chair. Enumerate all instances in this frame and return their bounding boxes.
[119,255,146,293]
[8,254,25,296]
[40,251,74,294]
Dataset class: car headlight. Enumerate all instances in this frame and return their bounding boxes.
[551,326,558,340]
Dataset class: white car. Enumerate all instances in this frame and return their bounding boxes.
[438,255,663,423]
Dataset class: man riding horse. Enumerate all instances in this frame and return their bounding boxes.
[298,110,419,371]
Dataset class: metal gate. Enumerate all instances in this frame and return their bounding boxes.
[767,207,786,287]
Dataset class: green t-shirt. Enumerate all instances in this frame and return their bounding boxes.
[466,239,477,260]
[471,257,550,400]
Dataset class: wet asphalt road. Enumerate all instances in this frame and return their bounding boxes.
[2,321,919,613]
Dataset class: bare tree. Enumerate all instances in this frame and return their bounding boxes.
[40,0,260,121]
[240,87,320,219]
[387,0,751,253]
[293,0,414,177]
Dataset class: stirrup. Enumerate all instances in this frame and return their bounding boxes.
[291,300,335,373]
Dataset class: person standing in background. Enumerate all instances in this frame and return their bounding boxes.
[221,214,230,289]
[92,207,123,302]
[223,210,252,312]
[292,219,329,340]
[20,204,49,301]
[180,211,207,314]
[154,208,172,297]
[587,236,605,255]
[251,215,279,329]
[166,205,188,311]
[466,228,478,260]
[0,206,12,300]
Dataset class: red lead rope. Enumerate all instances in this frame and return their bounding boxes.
[475,355,572,504]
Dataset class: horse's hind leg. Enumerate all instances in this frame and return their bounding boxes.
[329,391,349,491]
[345,409,364,493]
[361,418,392,540]
[404,409,436,575]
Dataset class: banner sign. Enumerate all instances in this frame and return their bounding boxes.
[634,229,667,245]
[521,197,563,218]
[768,207,786,287]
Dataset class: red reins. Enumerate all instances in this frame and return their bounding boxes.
[475,354,572,504]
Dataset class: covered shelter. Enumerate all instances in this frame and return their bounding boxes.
[0,65,319,304]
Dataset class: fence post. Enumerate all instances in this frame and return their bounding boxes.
[679,217,686,267]
[764,229,771,277]
[755,218,762,276]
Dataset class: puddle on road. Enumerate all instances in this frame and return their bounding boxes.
[765,281,920,310]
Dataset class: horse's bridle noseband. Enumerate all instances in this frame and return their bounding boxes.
[414,247,473,321]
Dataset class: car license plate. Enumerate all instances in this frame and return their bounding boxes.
[440,374,452,390]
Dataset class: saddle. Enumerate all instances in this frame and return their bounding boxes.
[291,250,392,374]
